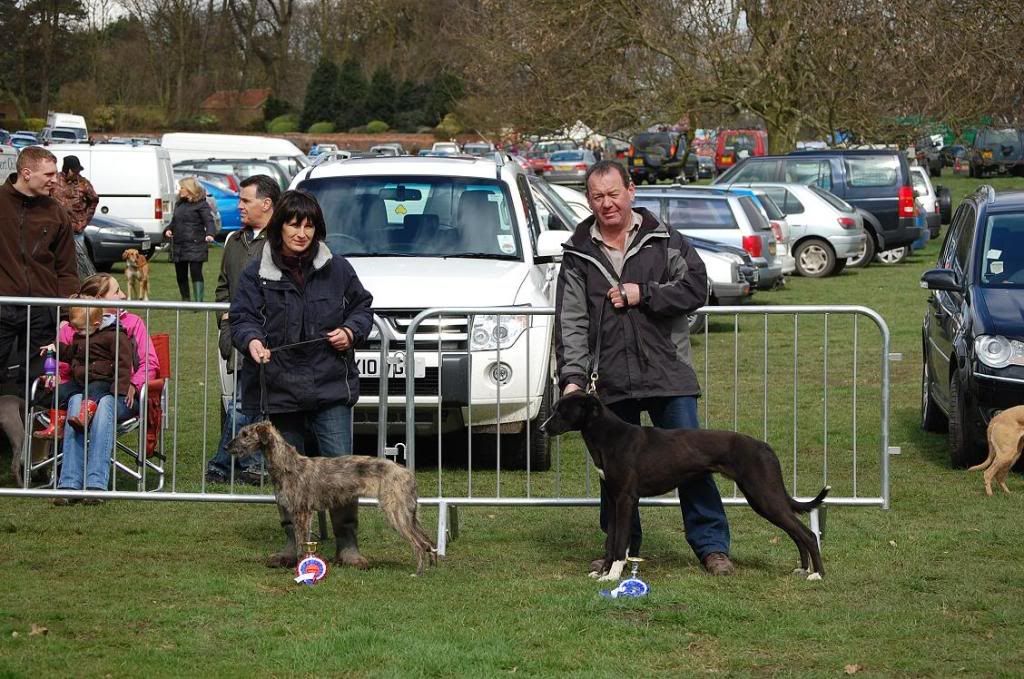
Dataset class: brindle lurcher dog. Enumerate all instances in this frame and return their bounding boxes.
[227,421,437,575]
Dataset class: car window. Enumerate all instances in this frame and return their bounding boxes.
[549,151,584,162]
[527,176,576,232]
[664,197,738,229]
[910,171,928,195]
[782,159,833,190]
[762,187,804,215]
[517,174,543,240]
[952,205,976,277]
[979,212,1024,286]
[843,155,899,187]
[981,129,1020,146]
[299,175,521,259]
[938,205,966,269]
[632,133,675,151]
[808,185,854,212]
[728,160,778,183]
[754,193,785,221]
[633,196,661,218]
[738,196,772,231]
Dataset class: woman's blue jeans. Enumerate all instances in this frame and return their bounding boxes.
[600,395,731,561]
[269,402,353,457]
[57,392,138,491]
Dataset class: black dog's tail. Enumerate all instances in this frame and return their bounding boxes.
[789,485,830,513]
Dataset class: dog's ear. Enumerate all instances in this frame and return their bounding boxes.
[122,250,131,261]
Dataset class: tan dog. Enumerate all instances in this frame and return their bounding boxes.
[969,405,1024,495]
[122,248,150,300]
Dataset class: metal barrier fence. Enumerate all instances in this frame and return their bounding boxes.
[1,298,893,557]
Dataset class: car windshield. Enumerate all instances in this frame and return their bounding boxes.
[808,185,855,212]
[632,133,673,151]
[725,133,757,150]
[662,197,738,230]
[979,212,1024,287]
[550,151,584,162]
[984,129,1020,146]
[298,175,521,259]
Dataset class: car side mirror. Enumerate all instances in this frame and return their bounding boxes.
[920,268,960,292]
[534,229,567,264]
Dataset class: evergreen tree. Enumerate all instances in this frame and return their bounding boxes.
[300,59,340,132]
[364,68,398,126]
[334,58,367,131]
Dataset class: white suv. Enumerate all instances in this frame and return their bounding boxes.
[291,154,562,469]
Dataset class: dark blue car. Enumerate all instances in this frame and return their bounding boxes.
[197,178,242,234]
[921,186,1024,467]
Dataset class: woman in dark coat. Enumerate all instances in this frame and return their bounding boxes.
[165,177,216,301]
[230,189,374,568]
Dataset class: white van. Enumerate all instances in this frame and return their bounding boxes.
[45,111,88,142]
[1,144,17,177]
[160,132,309,180]
[46,144,175,248]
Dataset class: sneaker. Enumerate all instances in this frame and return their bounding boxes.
[239,467,269,486]
[702,552,735,576]
[52,497,80,506]
[204,468,230,484]
[81,497,105,505]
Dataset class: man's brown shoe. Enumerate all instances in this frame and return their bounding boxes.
[702,552,735,576]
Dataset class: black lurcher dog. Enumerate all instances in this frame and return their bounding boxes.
[540,391,830,581]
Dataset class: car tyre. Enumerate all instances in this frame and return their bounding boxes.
[920,356,947,433]
[794,238,836,278]
[847,233,876,268]
[948,373,984,468]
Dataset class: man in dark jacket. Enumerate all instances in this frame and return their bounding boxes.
[554,160,734,576]
[0,146,79,381]
[207,174,280,484]
[52,155,99,236]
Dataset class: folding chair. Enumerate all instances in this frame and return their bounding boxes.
[113,332,171,491]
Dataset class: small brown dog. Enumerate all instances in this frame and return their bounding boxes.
[227,421,436,574]
[969,405,1024,495]
[122,248,150,300]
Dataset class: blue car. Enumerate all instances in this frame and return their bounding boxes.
[10,131,38,149]
[197,179,242,234]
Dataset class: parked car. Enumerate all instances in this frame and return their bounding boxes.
[909,166,942,239]
[627,131,685,185]
[525,149,549,175]
[542,149,596,185]
[714,129,768,173]
[939,144,967,168]
[0,129,10,145]
[173,158,290,190]
[533,140,577,155]
[967,127,1024,178]
[308,143,339,157]
[920,185,1024,468]
[430,141,461,155]
[914,134,944,177]
[463,142,496,157]
[10,131,38,149]
[82,214,151,272]
[161,132,308,181]
[723,183,864,277]
[40,127,82,145]
[1,144,20,177]
[714,148,924,264]
[197,178,242,233]
[292,153,562,470]
[634,185,783,289]
[175,167,241,194]
[370,143,406,157]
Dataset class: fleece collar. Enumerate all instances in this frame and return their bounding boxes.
[258,240,332,281]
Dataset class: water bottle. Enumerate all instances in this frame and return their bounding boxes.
[43,347,57,377]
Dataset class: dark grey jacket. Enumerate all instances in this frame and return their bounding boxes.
[167,199,216,262]
[216,227,267,363]
[554,207,708,404]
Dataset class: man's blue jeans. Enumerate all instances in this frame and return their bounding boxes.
[270,402,353,457]
[208,397,260,474]
[600,395,731,561]
[57,392,137,491]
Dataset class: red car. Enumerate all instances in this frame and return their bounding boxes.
[526,150,549,175]
[715,129,768,172]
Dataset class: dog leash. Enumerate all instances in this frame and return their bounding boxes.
[256,336,331,420]
[588,299,606,394]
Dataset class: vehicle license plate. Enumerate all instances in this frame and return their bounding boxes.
[982,150,993,159]
[633,158,644,166]
[556,164,574,171]
[356,352,426,379]
[141,239,151,249]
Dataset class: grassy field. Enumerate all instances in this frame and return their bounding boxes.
[2,173,1024,677]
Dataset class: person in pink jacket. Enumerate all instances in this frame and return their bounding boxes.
[48,274,160,503]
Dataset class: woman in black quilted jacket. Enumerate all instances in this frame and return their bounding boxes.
[165,176,216,301]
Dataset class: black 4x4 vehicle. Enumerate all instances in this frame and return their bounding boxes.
[627,131,686,185]
[920,186,1024,467]
[714,149,924,263]
[967,127,1024,178]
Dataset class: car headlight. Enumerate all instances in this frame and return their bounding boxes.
[107,228,135,237]
[470,314,529,350]
[974,335,1024,368]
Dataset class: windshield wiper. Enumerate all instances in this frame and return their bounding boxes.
[443,253,519,260]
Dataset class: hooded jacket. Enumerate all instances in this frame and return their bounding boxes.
[60,320,135,395]
[230,241,373,415]
[0,175,79,298]
[554,207,708,404]
[167,198,216,262]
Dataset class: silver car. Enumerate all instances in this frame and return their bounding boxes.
[731,182,866,277]
[542,149,596,186]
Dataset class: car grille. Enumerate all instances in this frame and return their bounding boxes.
[368,311,469,352]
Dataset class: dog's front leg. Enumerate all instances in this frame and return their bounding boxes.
[596,492,634,582]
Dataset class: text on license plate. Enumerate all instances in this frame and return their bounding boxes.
[356,352,426,378]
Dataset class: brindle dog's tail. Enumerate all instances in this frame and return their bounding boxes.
[789,485,830,513]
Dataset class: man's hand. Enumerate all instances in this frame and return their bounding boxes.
[563,383,582,396]
[326,327,354,352]
[248,339,271,363]
[608,283,641,308]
